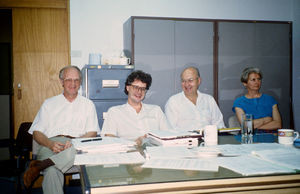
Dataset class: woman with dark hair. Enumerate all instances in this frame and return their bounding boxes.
[232,67,282,131]
[101,70,171,145]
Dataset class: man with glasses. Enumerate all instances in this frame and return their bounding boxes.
[165,66,225,131]
[23,66,100,194]
[101,70,171,146]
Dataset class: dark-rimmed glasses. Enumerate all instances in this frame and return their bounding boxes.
[130,84,147,93]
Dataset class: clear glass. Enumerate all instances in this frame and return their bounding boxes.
[241,114,253,138]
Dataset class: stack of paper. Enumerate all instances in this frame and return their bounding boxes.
[252,147,300,170]
[216,143,286,156]
[142,146,219,171]
[142,158,219,172]
[145,146,196,159]
[74,151,145,165]
[217,155,296,176]
[218,127,240,133]
[147,130,201,147]
[72,137,136,153]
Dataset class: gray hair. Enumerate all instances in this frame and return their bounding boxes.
[240,67,263,83]
[59,65,82,80]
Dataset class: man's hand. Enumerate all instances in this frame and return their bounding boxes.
[135,135,147,147]
[50,140,73,153]
[64,140,72,150]
[50,141,66,153]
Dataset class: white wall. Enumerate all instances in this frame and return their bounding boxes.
[70,0,300,130]
[70,0,292,67]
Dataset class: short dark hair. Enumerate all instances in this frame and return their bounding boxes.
[124,70,152,95]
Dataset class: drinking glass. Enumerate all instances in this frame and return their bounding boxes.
[241,114,253,137]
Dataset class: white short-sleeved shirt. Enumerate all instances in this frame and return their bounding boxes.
[165,91,225,131]
[29,94,100,138]
[101,103,171,141]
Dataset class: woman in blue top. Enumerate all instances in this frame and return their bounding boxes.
[233,67,282,130]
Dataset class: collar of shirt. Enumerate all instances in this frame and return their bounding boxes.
[60,93,79,104]
[125,102,145,116]
[181,90,203,107]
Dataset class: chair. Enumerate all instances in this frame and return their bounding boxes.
[30,136,80,190]
[0,122,32,193]
[228,115,240,128]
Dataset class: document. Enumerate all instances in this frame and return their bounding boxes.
[217,155,296,176]
[148,129,202,139]
[252,147,300,170]
[216,143,287,156]
[218,127,240,133]
[72,137,136,153]
[142,158,219,172]
[147,130,201,147]
[74,151,145,165]
[145,146,196,159]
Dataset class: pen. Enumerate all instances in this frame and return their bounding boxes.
[81,138,102,143]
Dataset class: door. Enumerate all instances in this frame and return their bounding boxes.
[12,8,69,137]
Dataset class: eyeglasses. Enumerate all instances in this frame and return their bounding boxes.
[181,77,198,84]
[64,78,81,84]
[130,85,147,93]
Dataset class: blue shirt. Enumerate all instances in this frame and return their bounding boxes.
[232,94,277,119]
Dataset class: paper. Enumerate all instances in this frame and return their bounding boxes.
[218,127,240,133]
[216,143,286,156]
[190,147,221,158]
[147,136,198,147]
[72,137,136,153]
[142,158,219,172]
[145,146,196,159]
[217,155,295,176]
[147,130,201,147]
[148,130,202,139]
[252,148,300,170]
[102,80,119,88]
[74,151,145,165]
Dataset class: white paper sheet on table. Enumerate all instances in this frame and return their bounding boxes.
[217,155,296,176]
[72,137,136,153]
[216,143,288,156]
[142,158,219,172]
[145,146,196,159]
[74,151,145,165]
[252,147,300,170]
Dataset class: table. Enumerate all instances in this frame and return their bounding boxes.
[80,134,300,194]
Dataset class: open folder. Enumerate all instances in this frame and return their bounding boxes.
[147,130,202,147]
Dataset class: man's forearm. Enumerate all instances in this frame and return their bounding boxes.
[33,131,52,149]
[80,131,97,138]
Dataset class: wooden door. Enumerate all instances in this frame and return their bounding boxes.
[12,7,69,137]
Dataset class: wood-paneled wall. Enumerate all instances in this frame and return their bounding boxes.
[0,0,67,9]
[1,0,70,137]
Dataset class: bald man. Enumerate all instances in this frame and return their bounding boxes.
[165,67,225,131]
